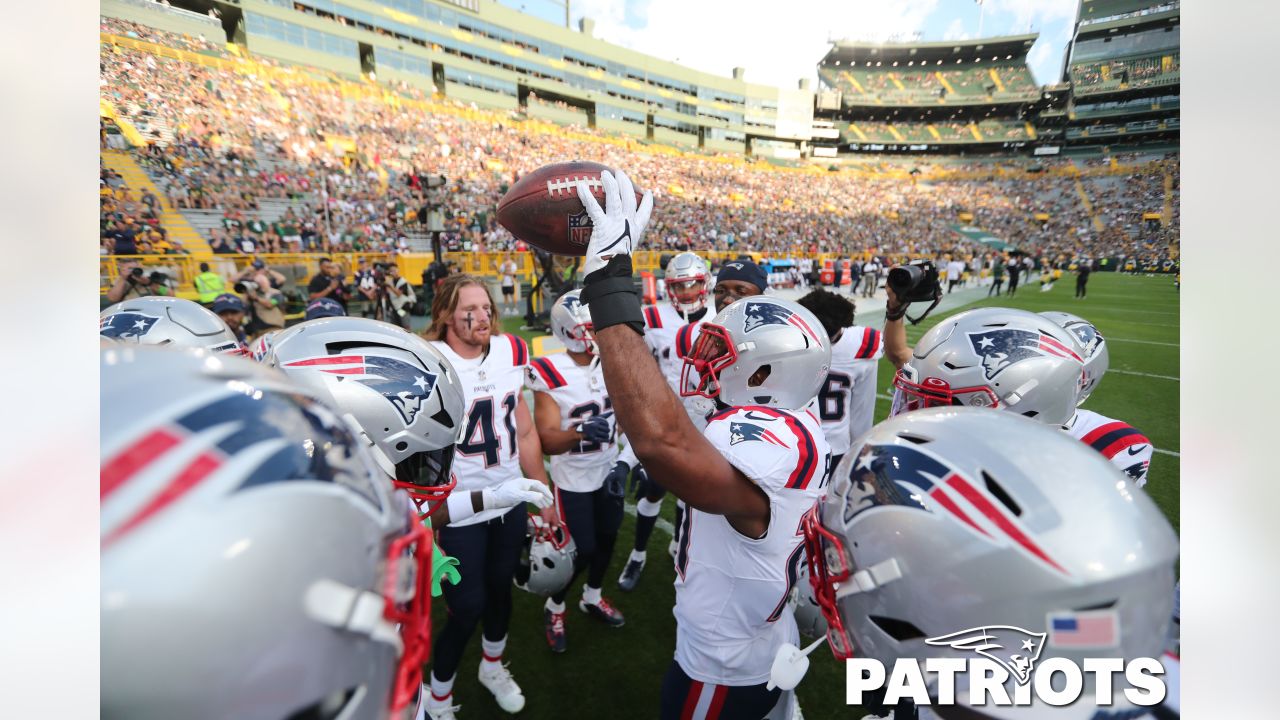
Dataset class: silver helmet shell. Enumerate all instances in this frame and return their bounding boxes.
[665,251,710,316]
[550,289,594,354]
[100,296,244,355]
[803,408,1177,699]
[515,513,578,597]
[792,559,828,640]
[1041,310,1109,406]
[265,317,465,513]
[892,307,1086,426]
[101,345,431,720]
[681,296,830,411]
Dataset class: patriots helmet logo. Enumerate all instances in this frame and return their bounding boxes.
[728,421,789,447]
[100,312,160,340]
[283,355,438,426]
[742,301,822,346]
[925,626,1047,685]
[561,294,581,314]
[1065,323,1102,356]
[967,329,1082,380]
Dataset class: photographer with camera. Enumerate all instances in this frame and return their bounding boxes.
[106,259,162,303]
[234,273,286,339]
[881,259,944,371]
[374,262,414,329]
[306,257,350,310]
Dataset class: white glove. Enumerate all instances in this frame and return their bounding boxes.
[482,478,554,511]
[575,169,654,276]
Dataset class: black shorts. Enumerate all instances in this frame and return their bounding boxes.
[501,285,515,296]
[660,660,780,720]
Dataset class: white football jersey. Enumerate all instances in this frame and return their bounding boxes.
[642,302,714,429]
[1062,409,1152,487]
[818,326,884,458]
[430,334,530,526]
[526,353,618,493]
[673,405,832,685]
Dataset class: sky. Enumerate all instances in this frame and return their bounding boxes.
[497,0,1081,89]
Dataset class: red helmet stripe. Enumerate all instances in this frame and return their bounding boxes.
[101,428,182,499]
[103,451,223,547]
[946,473,1070,576]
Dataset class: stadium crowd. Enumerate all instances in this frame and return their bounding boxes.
[100,17,1178,268]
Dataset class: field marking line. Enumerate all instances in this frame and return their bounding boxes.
[1110,369,1180,381]
[1105,337,1179,347]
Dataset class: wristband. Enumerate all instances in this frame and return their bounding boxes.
[582,254,644,334]
[885,303,908,322]
[445,491,478,524]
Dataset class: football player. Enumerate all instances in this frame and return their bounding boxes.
[529,290,628,653]
[797,289,884,469]
[890,307,1154,487]
[102,345,435,720]
[1041,310,1153,487]
[422,275,557,719]
[618,254,770,591]
[800,408,1179,718]
[576,171,834,718]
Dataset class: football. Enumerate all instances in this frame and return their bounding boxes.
[496,161,644,256]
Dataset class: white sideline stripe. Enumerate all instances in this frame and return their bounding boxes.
[1105,337,1179,347]
[623,502,675,537]
[1110,369,1180,381]
[874,394,1182,459]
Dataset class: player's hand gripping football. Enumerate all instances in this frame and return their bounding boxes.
[576,169,653,275]
[482,478,554,511]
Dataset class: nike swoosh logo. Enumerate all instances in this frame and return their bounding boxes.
[599,220,632,253]
[1126,445,1148,456]
[743,411,778,422]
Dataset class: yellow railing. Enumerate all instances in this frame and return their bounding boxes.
[101,253,399,296]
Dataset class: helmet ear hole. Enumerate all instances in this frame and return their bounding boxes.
[747,364,772,388]
[981,470,1023,517]
[869,615,926,642]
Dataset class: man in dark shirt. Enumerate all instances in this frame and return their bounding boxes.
[1007,256,1021,297]
[307,257,349,309]
[1076,259,1092,299]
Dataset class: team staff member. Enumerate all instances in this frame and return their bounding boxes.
[423,275,557,719]
[576,171,832,718]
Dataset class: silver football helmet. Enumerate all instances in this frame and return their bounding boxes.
[100,296,245,355]
[891,307,1085,426]
[792,559,828,640]
[665,251,710,316]
[515,513,578,597]
[1041,310,1109,405]
[101,345,432,720]
[681,296,830,411]
[802,408,1177,701]
[249,328,280,363]
[266,317,465,514]
[550,289,594,354]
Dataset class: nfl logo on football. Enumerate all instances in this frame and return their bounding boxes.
[845,616,1169,709]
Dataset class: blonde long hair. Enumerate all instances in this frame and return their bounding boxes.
[423,274,501,342]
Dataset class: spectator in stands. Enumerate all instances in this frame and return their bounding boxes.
[106,259,156,303]
[307,257,350,309]
[210,228,236,254]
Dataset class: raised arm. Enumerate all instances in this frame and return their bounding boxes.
[532,389,584,455]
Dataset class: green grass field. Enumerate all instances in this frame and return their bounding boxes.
[428,271,1179,718]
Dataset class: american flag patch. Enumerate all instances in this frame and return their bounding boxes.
[1047,611,1119,649]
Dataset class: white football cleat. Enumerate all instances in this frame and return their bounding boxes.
[478,662,526,714]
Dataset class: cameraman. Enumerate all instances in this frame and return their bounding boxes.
[235,275,286,338]
[307,257,350,310]
[106,259,156,303]
[380,263,414,328]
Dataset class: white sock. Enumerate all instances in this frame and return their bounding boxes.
[582,585,602,605]
[428,673,455,708]
[636,498,662,517]
[480,635,506,671]
[545,598,566,613]
[629,549,647,563]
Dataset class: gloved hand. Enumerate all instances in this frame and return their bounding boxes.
[603,461,630,499]
[576,169,654,276]
[482,478,554,511]
[629,464,653,500]
[578,415,612,444]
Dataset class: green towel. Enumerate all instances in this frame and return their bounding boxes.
[423,517,461,597]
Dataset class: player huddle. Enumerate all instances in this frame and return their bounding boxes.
[99,166,1178,720]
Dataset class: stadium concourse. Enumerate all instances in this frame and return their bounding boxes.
[99,7,1180,720]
